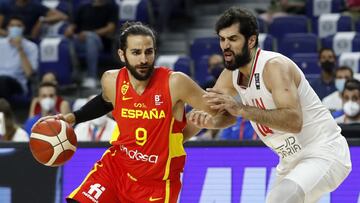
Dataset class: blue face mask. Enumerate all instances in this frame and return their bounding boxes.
[335,78,346,92]
[8,26,24,39]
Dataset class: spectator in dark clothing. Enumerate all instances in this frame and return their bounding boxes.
[64,0,118,88]
[0,0,68,39]
[310,48,337,100]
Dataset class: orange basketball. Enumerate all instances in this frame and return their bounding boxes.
[29,119,77,167]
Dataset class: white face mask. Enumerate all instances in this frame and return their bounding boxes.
[8,26,23,39]
[343,101,360,117]
[40,97,55,112]
[335,78,346,92]
[90,115,107,126]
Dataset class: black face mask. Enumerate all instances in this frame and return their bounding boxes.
[321,61,336,73]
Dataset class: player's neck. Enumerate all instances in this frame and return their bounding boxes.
[128,74,150,95]
[238,47,257,79]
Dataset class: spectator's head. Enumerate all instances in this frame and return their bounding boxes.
[7,15,25,39]
[335,66,353,92]
[341,79,360,119]
[215,7,259,71]
[0,98,17,140]
[318,48,337,73]
[118,21,156,81]
[208,54,224,79]
[41,72,58,86]
[37,82,58,114]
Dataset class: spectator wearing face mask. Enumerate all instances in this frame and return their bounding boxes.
[336,79,360,124]
[74,95,117,142]
[310,48,337,100]
[0,98,29,142]
[322,66,353,111]
[0,15,38,101]
[23,82,70,134]
[28,72,70,117]
[202,54,224,89]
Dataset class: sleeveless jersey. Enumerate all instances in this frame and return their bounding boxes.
[232,48,341,161]
[112,67,186,181]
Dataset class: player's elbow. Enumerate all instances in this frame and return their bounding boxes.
[288,112,303,133]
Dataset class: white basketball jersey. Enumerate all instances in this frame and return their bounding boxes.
[232,49,341,161]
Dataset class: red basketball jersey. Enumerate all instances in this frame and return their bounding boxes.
[112,67,186,182]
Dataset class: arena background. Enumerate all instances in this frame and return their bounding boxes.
[1,0,360,202]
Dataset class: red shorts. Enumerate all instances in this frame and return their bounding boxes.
[66,146,181,203]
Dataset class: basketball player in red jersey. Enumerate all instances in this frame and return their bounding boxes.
[36,21,234,203]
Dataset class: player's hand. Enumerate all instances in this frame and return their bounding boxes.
[31,113,76,131]
[187,109,213,128]
[204,88,244,117]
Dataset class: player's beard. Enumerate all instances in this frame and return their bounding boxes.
[125,57,155,81]
[224,40,251,71]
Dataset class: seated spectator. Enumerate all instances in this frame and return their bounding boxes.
[202,54,224,89]
[0,98,29,141]
[259,0,306,23]
[0,0,68,39]
[0,15,38,101]
[219,117,258,140]
[322,66,353,111]
[24,82,70,134]
[74,95,117,142]
[336,79,360,124]
[64,0,118,88]
[310,48,337,100]
[28,72,70,118]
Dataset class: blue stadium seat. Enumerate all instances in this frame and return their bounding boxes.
[118,0,150,25]
[322,32,360,55]
[356,21,360,32]
[194,55,211,86]
[258,33,275,51]
[39,38,72,85]
[313,14,352,38]
[190,37,221,85]
[174,56,191,76]
[279,33,319,57]
[257,17,267,33]
[292,53,321,75]
[268,15,309,40]
[306,0,343,18]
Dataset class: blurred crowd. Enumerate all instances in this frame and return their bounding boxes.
[1,0,360,142]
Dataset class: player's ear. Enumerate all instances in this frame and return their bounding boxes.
[118,49,125,62]
[248,35,257,49]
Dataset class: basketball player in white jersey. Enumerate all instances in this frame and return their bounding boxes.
[188,7,352,203]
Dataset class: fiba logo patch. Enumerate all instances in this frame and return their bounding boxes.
[254,73,260,90]
[154,95,163,106]
[82,183,106,203]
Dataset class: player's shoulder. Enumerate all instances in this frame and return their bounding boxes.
[101,69,121,81]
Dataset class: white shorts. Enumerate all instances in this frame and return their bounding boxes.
[274,136,352,203]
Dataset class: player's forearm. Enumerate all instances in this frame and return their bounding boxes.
[182,122,202,143]
[242,105,302,133]
[211,112,237,129]
[18,48,33,77]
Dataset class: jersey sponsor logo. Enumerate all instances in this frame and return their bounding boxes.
[121,108,166,119]
[82,183,105,203]
[154,95,163,106]
[254,73,260,89]
[274,136,302,159]
[149,196,163,201]
[251,98,273,137]
[134,103,147,108]
[120,144,159,164]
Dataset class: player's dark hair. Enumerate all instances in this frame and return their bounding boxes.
[215,7,259,47]
[119,21,156,51]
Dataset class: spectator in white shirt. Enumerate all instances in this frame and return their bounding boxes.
[322,66,353,111]
[0,98,29,142]
[0,15,38,100]
[336,79,360,124]
[74,95,117,142]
